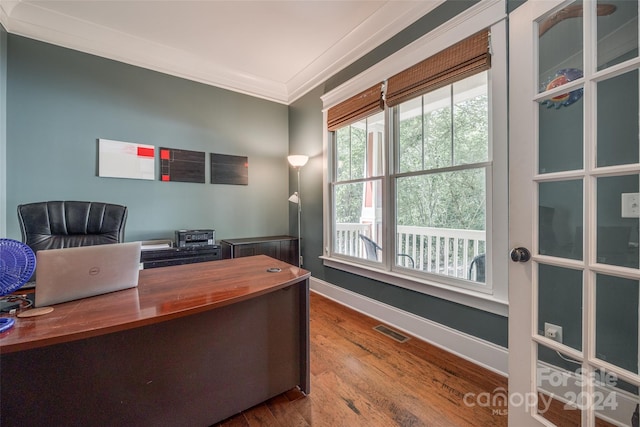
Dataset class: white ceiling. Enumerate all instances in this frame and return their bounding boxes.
[0,0,441,104]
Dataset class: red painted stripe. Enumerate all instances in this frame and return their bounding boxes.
[137,147,155,157]
[162,175,170,181]
[160,149,170,160]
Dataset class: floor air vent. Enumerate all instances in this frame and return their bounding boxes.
[373,325,410,343]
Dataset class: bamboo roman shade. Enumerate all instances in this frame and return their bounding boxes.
[386,30,491,107]
[327,83,383,131]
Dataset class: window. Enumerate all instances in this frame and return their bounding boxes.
[394,72,488,285]
[333,112,384,261]
[321,5,508,314]
[331,72,489,286]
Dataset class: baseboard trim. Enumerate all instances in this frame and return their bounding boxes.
[310,276,508,376]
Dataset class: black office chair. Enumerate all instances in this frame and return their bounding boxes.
[17,201,128,253]
[359,234,415,268]
[468,253,485,283]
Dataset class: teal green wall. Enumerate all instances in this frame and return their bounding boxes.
[289,0,508,348]
[6,36,290,242]
[287,85,324,274]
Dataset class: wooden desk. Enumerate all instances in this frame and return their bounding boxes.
[0,255,310,427]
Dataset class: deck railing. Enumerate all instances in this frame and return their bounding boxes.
[335,223,372,259]
[335,223,486,280]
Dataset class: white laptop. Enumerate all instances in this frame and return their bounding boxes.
[35,241,142,307]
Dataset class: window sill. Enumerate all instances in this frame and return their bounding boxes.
[320,255,508,317]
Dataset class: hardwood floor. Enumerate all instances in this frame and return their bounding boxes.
[214,292,508,427]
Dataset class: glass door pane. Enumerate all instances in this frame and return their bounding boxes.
[597,70,639,168]
[537,264,583,352]
[596,175,640,268]
[593,375,638,426]
[536,343,584,426]
[595,274,639,374]
[538,93,584,174]
[597,0,638,71]
[539,180,583,260]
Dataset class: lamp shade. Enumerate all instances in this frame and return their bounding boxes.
[288,192,299,204]
[287,155,308,168]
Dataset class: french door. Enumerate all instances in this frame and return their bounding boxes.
[509,1,640,426]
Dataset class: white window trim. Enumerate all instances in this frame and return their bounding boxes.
[321,0,508,316]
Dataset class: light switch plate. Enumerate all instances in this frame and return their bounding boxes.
[621,193,640,218]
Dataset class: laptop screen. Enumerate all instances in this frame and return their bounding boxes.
[35,241,141,307]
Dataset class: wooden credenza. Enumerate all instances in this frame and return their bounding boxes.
[221,235,299,266]
[1,256,310,427]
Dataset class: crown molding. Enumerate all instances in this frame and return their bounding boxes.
[1,0,444,105]
[0,0,18,24]
[0,1,14,30]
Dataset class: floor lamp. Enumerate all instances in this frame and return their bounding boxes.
[288,155,308,267]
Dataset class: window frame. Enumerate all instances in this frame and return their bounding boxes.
[390,74,491,295]
[321,0,508,316]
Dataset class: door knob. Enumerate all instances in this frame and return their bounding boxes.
[510,247,531,263]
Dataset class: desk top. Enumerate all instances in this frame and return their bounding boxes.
[0,255,310,354]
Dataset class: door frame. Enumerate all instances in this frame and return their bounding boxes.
[508,1,566,426]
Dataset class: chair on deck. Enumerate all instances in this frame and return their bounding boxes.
[359,234,415,268]
[468,253,485,283]
[17,201,128,253]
